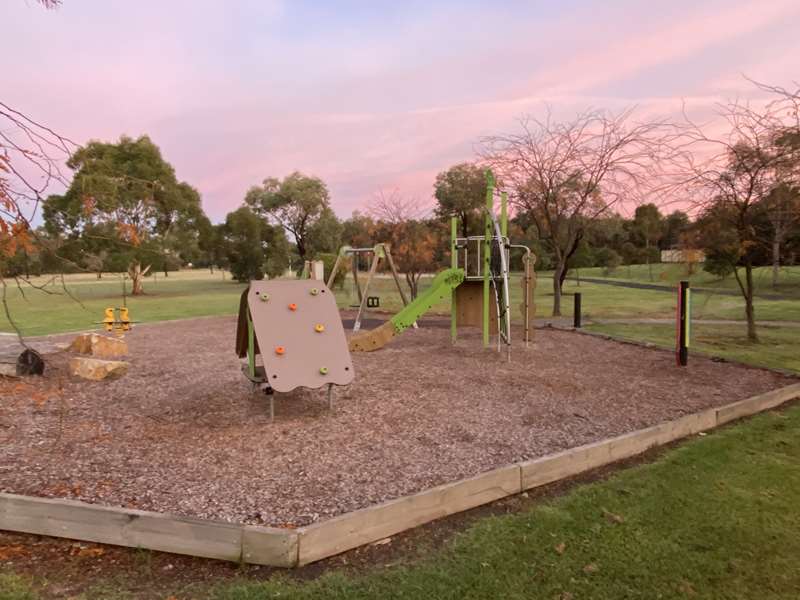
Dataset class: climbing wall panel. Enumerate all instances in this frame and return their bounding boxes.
[248,280,355,393]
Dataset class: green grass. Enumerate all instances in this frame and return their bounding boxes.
[586,322,800,373]
[0,270,247,337]
[3,268,799,337]
[574,263,800,299]
[5,405,800,599]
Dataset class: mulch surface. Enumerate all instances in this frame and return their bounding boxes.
[0,316,793,529]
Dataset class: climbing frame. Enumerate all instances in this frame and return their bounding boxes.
[245,280,355,393]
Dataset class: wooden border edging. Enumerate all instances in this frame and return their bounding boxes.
[296,464,521,566]
[1,383,799,567]
[0,493,297,567]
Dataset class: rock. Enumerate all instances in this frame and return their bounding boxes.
[16,349,45,376]
[0,363,19,378]
[69,356,129,381]
[69,333,128,358]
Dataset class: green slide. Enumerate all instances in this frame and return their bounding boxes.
[349,267,465,352]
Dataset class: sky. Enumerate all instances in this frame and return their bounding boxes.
[4,0,800,222]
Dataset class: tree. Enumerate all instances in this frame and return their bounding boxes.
[660,210,690,249]
[305,207,343,259]
[433,163,486,239]
[677,85,800,341]
[368,191,437,299]
[222,206,290,282]
[244,172,333,261]
[342,211,376,247]
[480,108,678,315]
[42,135,205,295]
[630,203,663,280]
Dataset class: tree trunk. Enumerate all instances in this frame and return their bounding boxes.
[734,264,758,343]
[744,263,757,342]
[405,272,419,300]
[772,237,781,289]
[646,238,653,281]
[552,262,563,317]
[96,271,102,279]
[128,261,151,296]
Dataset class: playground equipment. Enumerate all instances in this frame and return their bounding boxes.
[98,307,134,336]
[349,170,535,356]
[235,279,355,421]
[326,243,414,333]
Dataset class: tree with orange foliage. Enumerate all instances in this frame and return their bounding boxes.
[368,190,439,299]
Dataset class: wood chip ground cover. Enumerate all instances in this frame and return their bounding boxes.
[0,316,792,527]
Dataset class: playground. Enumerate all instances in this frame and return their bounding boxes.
[1,315,792,529]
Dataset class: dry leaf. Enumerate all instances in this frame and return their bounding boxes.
[554,542,566,555]
[583,562,599,574]
[603,509,624,524]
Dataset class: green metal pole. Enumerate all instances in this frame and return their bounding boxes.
[483,170,494,348]
[501,191,508,239]
[451,216,458,344]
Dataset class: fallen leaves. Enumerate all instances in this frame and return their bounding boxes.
[0,544,28,560]
[582,562,599,574]
[602,508,625,524]
[69,544,105,558]
[554,542,566,555]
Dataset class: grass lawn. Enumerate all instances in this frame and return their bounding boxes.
[586,322,800,373]
[574,263,800,299]
[3,403,800,599]
[3,268,799,337]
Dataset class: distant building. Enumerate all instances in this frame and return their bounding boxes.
[661,249,706,263]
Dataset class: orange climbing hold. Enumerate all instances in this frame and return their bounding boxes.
[288,303,297,311]
[275,346,285,355]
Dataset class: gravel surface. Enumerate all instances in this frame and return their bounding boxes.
[0,316,792,527]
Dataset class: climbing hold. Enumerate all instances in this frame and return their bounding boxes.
[288,303,297,311]
[259,293,270,302]
[319,366,329,375]
[275,346,285,355]
[314,323,325,333]
[310,288,319,296]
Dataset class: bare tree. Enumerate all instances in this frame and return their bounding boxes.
[368,190,436,299]
[0,101,77,334]
[479,107,679,316]
[676,86,800,341]
[368,188,429,224]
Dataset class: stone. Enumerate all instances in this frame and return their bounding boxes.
[69,357,129,381]
[16,349,44,376]
[69,333,128,358]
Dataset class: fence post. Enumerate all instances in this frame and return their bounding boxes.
[573,293,582,329]
[677,280,690,366]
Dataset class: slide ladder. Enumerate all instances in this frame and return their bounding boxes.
[349,267,465,352]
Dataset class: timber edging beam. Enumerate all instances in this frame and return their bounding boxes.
[1,383,799,568]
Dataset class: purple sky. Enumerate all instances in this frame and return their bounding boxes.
[4,0,800,222]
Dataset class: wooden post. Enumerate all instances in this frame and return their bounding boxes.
[352,254,363,304]
[677,280,690,366]
[352,252,380,332]
[326,253,343,290]
[384,245,417,329]
[451,217,458,344]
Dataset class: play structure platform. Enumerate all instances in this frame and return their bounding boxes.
[236,280,354,419]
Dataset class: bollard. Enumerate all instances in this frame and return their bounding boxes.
[676,280,690,366]
[573,293,582,328]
